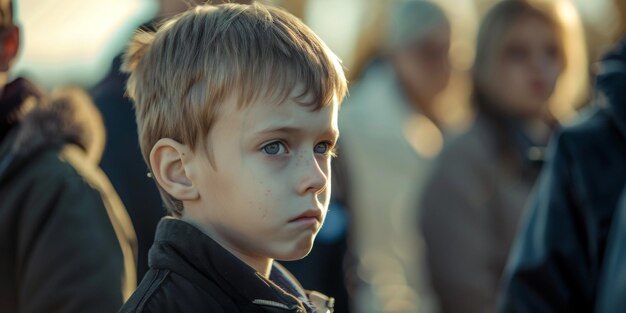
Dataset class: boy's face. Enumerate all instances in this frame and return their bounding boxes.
[184,90,339,263]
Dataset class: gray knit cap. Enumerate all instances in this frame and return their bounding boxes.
[386,0,449,50]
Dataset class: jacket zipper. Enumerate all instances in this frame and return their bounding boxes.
[252,299,304,312]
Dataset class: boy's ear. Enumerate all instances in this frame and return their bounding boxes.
[0,26,19,72]
[149,138,199,202]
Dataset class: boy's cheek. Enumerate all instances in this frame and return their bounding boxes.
[246,153,290,172]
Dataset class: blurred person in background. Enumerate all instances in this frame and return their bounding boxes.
[0,0,137,309]
[596,188,626,313]
[337,1,451,312]
[90,0,250,281]
[418,1,566,313]
[500,34,626,313]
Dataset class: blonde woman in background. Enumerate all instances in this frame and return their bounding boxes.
[418,1,570,313]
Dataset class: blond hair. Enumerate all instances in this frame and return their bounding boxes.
[0,0,13,28]
[472,0,588,120]
[121,3,347,214]
[472,0,566,112]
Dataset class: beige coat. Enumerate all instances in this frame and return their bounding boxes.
[418,115,543,313]
[338,60,443,313]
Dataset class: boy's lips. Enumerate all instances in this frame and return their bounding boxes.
[289,208,323,223]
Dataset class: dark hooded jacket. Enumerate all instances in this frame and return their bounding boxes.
[0,78,137,312]
[119,218,335,313]
[594,185,626,313]
[499,40,626,313]
[90,55,164,281]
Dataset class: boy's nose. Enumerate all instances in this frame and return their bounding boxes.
[296,153,328,196]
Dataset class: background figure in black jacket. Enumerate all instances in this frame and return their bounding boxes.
[0,1,137,311]
[499,35,626,312]
[91,54,164,281]
[595,185,626,313]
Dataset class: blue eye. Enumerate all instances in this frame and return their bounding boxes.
[262,142,286,155]
[314,142,329,154]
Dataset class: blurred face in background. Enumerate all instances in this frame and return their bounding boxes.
[0,25,19,91]
[0,0,17,92]
[393,21,451,105]
[485,14,563,119]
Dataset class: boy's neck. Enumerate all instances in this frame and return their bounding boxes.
[178,216,273,278]
[243,255,273,279]
[224,244,273,278]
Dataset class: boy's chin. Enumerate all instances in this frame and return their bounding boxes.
[273,237,316,261]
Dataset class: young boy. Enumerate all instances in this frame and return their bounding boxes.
[118,3,347,313]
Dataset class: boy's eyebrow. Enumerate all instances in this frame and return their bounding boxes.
[255,126,339,139]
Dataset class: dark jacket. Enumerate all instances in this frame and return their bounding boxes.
[499,43,626,312]
[0,79,137,312]
[90,55,165,281]
[595,186,626,313]
[119,218,335,313]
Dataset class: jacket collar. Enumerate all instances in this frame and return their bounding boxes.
[149,218,332,313]
[473,113,552,175]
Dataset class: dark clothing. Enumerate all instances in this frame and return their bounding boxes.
[90,55,165,281]
[499,47,626,312]
[595,187,626,313]
[0,79,137,312]
[0,79,34,142]
[120,218,335,313]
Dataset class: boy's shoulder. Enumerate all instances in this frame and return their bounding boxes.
[134,218,327,313]
[119,268,231,313]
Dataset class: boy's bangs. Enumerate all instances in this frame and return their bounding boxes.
[232,49,346,110]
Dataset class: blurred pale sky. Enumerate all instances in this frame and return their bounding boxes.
[12,0,156,89]
[8,0,620,90]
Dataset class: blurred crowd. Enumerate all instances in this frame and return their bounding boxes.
[1,0,626,312]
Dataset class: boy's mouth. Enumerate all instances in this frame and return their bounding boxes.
[289,208,323,223]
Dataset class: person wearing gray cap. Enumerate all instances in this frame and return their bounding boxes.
[336,1,451,312]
